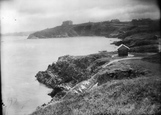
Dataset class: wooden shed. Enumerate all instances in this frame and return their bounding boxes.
[117,44,130,56]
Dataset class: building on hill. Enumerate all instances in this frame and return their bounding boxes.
[111,19,120,23]
[117,44,130,56]
[62,20,73,26]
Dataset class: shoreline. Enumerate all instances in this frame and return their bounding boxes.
[30,50,161,115]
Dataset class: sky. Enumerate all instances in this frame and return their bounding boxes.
[0,0,160,33]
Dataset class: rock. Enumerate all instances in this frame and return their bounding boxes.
[35,52,112,98]
[48,87,64,98]
[35,52,149,100]
[35,53,111,88]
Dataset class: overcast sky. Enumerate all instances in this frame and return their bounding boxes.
[0,0,160,33]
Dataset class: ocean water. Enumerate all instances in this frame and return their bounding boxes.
[1,36,120,115]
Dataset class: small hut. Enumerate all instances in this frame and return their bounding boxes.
[117,44,130,56]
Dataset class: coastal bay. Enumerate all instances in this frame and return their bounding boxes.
[1,36,119,115]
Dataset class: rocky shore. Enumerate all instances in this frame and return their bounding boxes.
[30,51,161,115]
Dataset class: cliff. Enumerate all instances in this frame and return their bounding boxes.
[27,19,160,53]
[28,25,78,38]
[27,19,160,40]
[27,21,133,39]
[31,52,161,115]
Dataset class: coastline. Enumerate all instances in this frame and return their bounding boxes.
[2,36,120,115]
[27,19,160,40]
[27,19,160,53]
[26,19,161,115]
[30,50,161,115]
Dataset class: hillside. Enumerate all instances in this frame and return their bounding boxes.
[112,19,160,53]
[30,52,161,115]
[27,19,160,39]
[27,19,160,53]
[27,21,133,39]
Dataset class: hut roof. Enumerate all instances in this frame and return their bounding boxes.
[117,44,130,50]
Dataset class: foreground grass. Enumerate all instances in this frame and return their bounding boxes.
[30,76,161,115]
[30,54,161,115]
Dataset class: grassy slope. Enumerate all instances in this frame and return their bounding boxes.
[30,77,161,115]
[143,53,161,64]
[30,58,161,115]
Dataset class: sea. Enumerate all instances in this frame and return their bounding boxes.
[1,36,120,115]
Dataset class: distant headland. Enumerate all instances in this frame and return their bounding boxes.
[27,19,160,53]
[27,19,160,39]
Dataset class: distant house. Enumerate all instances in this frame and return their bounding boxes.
[117,44,130,56]
[62,20,73,26]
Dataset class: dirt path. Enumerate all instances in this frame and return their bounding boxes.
[102,57,143,68]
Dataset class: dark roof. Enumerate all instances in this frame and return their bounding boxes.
[117,44,130,50]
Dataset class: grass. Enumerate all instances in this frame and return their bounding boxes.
[30,75,161,115]
[143,53,161,64]
[30,55,161,115]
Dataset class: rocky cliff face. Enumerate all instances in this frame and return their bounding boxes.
[35,52,112,97]
[35,52,149,99]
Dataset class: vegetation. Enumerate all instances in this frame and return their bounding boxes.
[30,76,161,115]
[113,19,160,53]
[30,52,161,115]
[28,19,160,53]
[28,18,161,115]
